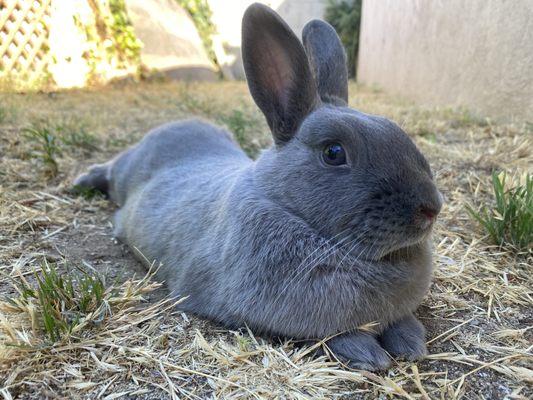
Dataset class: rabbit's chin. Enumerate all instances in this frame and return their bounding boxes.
[377,230,433,262]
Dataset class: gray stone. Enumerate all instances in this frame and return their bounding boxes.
[126,0,218,81]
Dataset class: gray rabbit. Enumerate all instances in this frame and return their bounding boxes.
[74,3,442,370]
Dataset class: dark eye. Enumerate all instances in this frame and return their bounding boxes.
[322,143,346,166]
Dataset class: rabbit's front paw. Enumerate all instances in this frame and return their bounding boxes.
[327,332,391,371]
[379,314,427,361]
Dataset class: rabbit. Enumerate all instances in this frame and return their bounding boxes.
[74,3,442,371]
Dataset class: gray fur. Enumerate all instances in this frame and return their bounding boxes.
[379,313,428,360]
[328,332,392,371]
[303,19,349,104]
[73,3,442,370]
[242,4,318,145]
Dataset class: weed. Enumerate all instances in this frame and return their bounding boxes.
[235,334,252,352]
[7,261,108,343]
[55,118,99,151]
[325,0,362,77]
[108,0,143,66]
[177,0,219,69]
[23,118,98,175]
[449,108,489,128]
[0,102,18,123]
[179,89,219,116]
[23,124,61,176]
[418,130,437,143]
[467,172,532,253]
[411,121,438,142]
[71,184,106,200]
[106,136,132,149]
[218,109,263,157]
[219,109,249,144]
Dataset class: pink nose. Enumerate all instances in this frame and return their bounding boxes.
[418,205,439,220]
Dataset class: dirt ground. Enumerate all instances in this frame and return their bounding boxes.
[0,81,531,399]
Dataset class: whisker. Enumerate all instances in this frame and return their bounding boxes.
[272,229,350,305]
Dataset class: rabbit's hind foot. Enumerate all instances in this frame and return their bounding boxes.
[73,163,110,196]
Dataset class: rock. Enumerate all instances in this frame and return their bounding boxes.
[126,0,218,81]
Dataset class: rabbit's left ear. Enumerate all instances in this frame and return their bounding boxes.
[242,3,319,145]
[302,20,348,104]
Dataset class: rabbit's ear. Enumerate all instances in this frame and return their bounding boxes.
[242,3,318,145]
[302,20,348,104]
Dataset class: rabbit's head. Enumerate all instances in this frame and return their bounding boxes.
[243,4,442,260]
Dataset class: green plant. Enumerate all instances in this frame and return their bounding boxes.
[74,0,143,83]
[467,172,532,253]
[9,261,107,343]
[72,184,105,200]
[448,108,489,128]
[218,108,262,157]
[219,109,249,144]
[108,0,143,65]
[177,0,219,68]
[23,124,61,176]
[55,119,99,151]
[22,117,99,175]
[325,0,362,77]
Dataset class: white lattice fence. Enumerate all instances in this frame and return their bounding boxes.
[0,0,52,82]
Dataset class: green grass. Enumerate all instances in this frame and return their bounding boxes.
[218,108,263,157]
[176,89,267,157]
[71,184,106,200]
[22,119,98,176]
[9,261,107,343]
[23,124,61,176]
[448,108,489,128]
[55,118,99,151]
[0,106,6,123]
[179,89,220,116]
[467,172,532,253]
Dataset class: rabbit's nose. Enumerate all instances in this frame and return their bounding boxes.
[414,201,441,230]
[418,205,439,220]
[414,185,443,224]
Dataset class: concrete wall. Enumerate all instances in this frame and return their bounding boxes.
[357,0,533,121]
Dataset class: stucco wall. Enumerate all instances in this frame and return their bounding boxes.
[357,0,533,121]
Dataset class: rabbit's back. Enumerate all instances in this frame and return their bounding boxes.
[113,152,255,317]
[109,119,248,205]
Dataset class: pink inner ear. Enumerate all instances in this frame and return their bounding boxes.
[260,37,294,110]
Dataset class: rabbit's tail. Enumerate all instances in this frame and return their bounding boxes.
[73,162,111,196]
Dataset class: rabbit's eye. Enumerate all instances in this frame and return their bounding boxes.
[322,143,346,166]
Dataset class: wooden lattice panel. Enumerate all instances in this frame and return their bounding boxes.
[0,0,52,79]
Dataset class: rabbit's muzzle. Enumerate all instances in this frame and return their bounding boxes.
[349,180,442,258]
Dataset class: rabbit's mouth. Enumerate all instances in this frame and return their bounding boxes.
[371,230,431,263]
[361,225,434,262]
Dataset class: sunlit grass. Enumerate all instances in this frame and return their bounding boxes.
[23,124,61,176]
[22,119,98,176]
[6,261,107,343]
[218,108,263,157]
[467,172,532,253]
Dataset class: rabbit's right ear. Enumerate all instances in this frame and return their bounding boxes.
[242,3,318,145]
[302,20,348,104]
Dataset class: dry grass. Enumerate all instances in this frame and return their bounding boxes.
[0,81,531,399]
